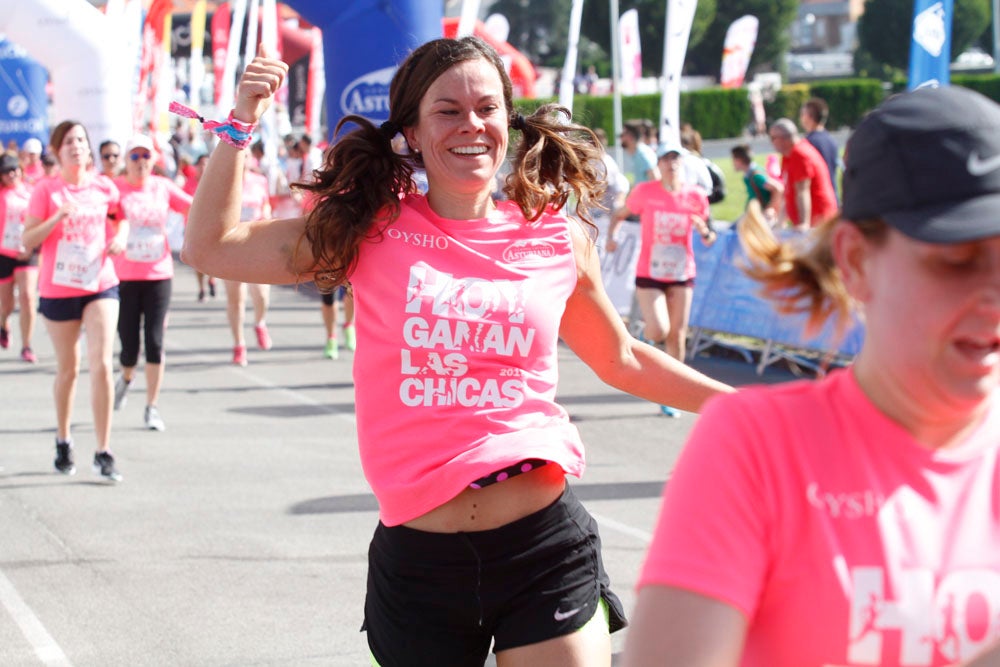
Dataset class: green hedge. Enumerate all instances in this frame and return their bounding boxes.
[515,73,1000,139]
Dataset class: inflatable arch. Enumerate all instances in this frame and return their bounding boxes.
[283,0,441,139]
[0,0,132,152]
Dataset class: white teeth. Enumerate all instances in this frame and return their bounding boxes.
[451,146,488,155]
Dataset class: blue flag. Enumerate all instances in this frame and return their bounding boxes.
[907,0,953,89]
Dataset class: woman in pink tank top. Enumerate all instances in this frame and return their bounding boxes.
[183,37,732,667]
[624,87,1000,666]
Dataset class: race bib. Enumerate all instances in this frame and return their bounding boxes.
[2,220,23,252]
[53,238,103,291]
[240,205,258,222]
[649,243,687,282]
[125,225,166,262]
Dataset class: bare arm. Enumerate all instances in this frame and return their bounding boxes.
[561,222,733,412]
[604,204,633,253]
[794,179,811,231]
[621,586,748,667]
[22,197,76,250]
[181,48,313,285]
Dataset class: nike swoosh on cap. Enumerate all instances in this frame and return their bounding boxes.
[967,152,1000,176]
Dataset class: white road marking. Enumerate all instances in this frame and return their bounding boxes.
[0,569,73,666]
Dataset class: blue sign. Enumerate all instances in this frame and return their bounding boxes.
[0,38,48,150]
[283,0,442,140]
[907,0,953,89]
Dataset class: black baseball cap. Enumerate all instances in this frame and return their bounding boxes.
[841,85,1000,243]
[0,153,19,173]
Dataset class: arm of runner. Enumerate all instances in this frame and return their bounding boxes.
[21,198,75,250]
[560,221,734,412]
[182,46,314,285]
[622,586,747,667]
[794,179,812,232]
[605,205,632,252]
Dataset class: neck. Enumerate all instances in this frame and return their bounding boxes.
[60,165,87,186]
[426,188,497,221]
[852,355,991,449]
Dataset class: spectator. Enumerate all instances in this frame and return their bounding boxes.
[20,138,45,186]
[621,120,659,185]
[731,143,782,222]
[768,118,838,231]
[800,97,840,199]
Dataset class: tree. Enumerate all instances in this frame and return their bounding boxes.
[856,0,990,77]
[687,0,799,77]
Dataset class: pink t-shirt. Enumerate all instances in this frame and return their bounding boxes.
[625,181,709,282]
[349,194,586,526]
[112,175,192,281]
[241,171,270,222]
[0,182,32,259]
[639,369,1000,666]
[28,174,121,298]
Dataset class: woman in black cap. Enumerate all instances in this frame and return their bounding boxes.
[624,85,1000,666]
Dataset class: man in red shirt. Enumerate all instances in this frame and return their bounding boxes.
[768,118,838,230]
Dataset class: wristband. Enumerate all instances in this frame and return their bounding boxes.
[169,101,257,150]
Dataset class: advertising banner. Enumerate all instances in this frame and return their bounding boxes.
[0,38,48,149]
[720,15,759,89]
[285,0,441,139]
[907,0,953,89]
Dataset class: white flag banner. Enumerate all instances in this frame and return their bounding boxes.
[660,0,697,144]
[558,0,586,112]
[720,15,758,89]
[619,8,642,96]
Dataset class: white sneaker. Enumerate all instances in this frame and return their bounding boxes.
[114,375,132,411]
[144,405,166,432]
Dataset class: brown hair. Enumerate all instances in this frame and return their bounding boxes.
[737,200,887,337]
[49,120,91,162]
[296,36,604,290]
[801,97,829,125]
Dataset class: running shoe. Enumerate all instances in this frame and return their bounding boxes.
[324,337,339,360]
[144,405,166,432]
[208,279,216,297]
[233,344,248,367]
[344,324,357,351]
[92,451,122,482]
[197,289,206,302]
[114,375,132,411]
[659,405,682,418]
[255,323,272,350]
[20,347,37,363]
[54,439,75,475]
[0,327,8,349]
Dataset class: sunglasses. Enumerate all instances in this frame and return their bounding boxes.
[129,151,152,161]
[101,152,119,160]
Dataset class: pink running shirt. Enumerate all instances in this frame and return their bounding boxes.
[349,194,586,526]
[639,369,1000,666]
[0,181,31,259]
[240,170,270,222]
[625,181,708,282]
[112,175,192,281]
[28,174,121,298]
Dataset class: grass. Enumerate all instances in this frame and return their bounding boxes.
[708,154,779,224]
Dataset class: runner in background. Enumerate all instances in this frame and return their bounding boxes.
[22,120,126,482]
[111,135,193,432]
[0,153,39,363]
[180,153,217,302]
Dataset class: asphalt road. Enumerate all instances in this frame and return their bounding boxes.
[0,259,800,666]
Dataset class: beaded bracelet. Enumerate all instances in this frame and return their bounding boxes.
[169,101,257,150]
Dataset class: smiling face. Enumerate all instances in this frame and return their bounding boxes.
[404,58,508,212]
[845,225,1000,423]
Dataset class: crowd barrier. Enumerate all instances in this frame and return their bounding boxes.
[594,220,864,375]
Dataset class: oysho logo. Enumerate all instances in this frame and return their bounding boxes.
[913,2,947,57]
[502,240,556,263]
[340,66,395,119]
